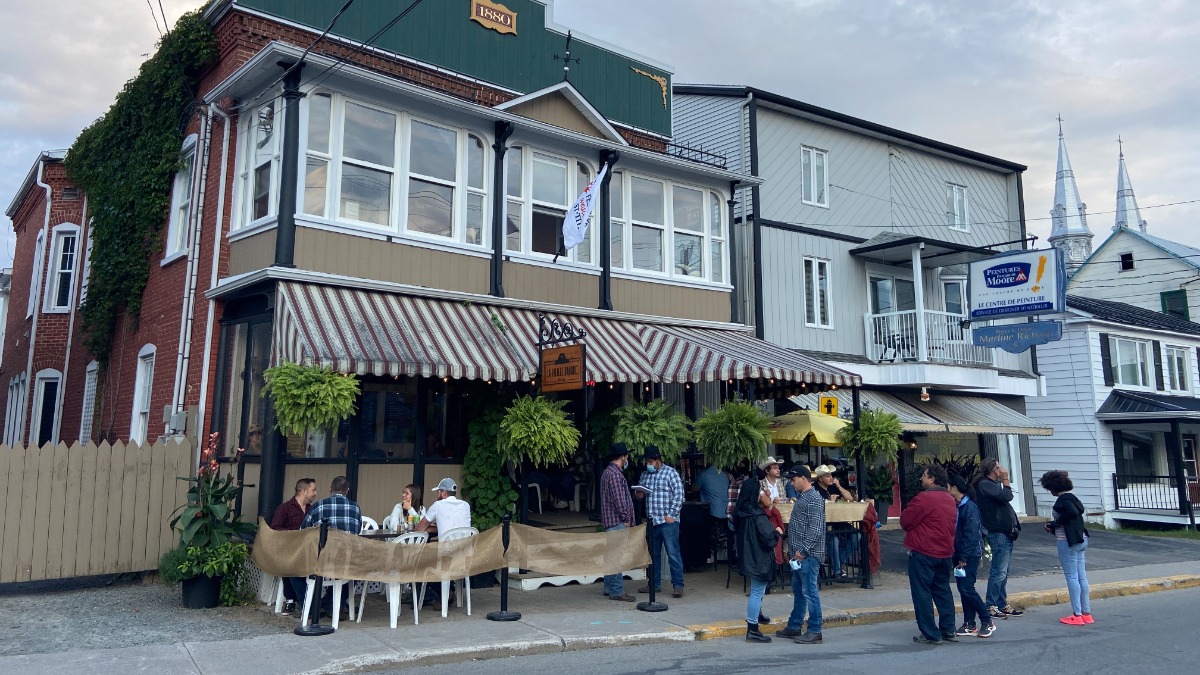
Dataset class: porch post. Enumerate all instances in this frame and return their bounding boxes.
[1169,421,1190,516]
[911,244,928,362]
[852,386,871,589]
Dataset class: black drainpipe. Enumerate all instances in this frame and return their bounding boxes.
[273,62,304,268]
[727,180,741,323]
[490,121,515,297]
[748,95,765,338]
[598,149,620,310]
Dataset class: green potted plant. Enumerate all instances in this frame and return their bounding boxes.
[463,404,518,533]
[865,464,896,525]
[497,395,582,522]
[692,399,771,471]
[165,433,256,608]
[261,362,360,437]
[835,408,904,465]
[612,398,692,463]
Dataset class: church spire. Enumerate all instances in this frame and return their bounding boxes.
[1114,138,1147,233]
[1047,116,1093,273]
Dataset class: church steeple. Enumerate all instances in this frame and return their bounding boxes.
[1114,138,1147,233]
[1047,117,1093,274]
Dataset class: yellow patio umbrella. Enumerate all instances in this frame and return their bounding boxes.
[768,409,849,446]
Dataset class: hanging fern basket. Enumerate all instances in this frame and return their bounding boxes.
[693,399,771,472]
[611,399,692,463]
[261,363,360,436]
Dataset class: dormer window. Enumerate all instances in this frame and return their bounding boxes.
[1119,252,1134,271]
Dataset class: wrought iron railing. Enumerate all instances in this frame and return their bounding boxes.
[664,140,728,169]
[863,309,993,366]
[1112,473,1192,511]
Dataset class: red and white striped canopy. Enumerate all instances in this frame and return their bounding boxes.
[273,282,861,388]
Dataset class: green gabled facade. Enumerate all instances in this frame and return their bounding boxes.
[237,0,673,137]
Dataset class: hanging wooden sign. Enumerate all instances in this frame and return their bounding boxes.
[540,344,585,392]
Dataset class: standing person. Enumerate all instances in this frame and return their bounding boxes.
[759,457,787,503]
[948,473,995,638]
[600,443,636,602]
[270,477,317,615]
[973,458,1025,619]
[776,466,825,644]
[901,465,958,644]
[1039,470,1092,626]
[636,446,685,598]
[736,481,783,642]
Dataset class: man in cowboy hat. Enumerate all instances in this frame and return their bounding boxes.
[600,443,636,601]
[759,457,789,503]
[813,464,859,579]
[636,446,686,598]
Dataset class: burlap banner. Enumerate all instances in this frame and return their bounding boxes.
[507,523,650,577]
[314,527,506,583]
[250,519,320,578]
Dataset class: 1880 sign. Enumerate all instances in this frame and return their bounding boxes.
[470,0,517,35]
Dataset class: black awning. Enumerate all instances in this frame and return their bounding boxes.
[1096,390,1200,422]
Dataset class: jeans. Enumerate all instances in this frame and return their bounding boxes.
[747,577,769,624]
[955,555,989,627]
[985,532,1013,609]
[785,557,822,634]
[827,529,862,574]
[651,521,685,590]
[603,524,627,596]
[909,551,956,640]
[1057,537,1091,615]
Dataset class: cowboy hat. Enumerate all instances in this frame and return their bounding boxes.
[757,456,781,470]
[811,464,836,479]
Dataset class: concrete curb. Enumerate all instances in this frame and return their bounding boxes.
[686,574,1200,640]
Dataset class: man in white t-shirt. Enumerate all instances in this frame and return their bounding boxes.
[417,477,472,534]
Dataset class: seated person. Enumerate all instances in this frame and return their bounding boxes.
[387,483,425,529]
[297,476,361,617]
[812,465,861,579]
[270,478,317,615]
[416,478,472,606]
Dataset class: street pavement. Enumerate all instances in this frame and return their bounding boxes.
[1,529,1198,673]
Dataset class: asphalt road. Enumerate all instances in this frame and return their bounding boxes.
[379,586,1199,674]
[877,527,1200,577]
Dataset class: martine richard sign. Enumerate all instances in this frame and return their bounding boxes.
[471,0,517,35]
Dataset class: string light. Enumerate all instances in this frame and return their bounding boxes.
[920,386,931,402]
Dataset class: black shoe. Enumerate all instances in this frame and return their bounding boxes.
[795,632,823,644]
[746,622,772,643]
[1002,605,1024,617]
[282,600,296,614]
[941,633,959,642]
[775,627,802,639]
[758,613,772,625]
[913,635,941,645]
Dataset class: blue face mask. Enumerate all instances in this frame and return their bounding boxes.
[646,463,658,473]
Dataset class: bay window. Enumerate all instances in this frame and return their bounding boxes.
[504,147,593,263]
[631,176,665,272]
[609,171,624,268]
[672,186,704,277]
[505,147,523,252]
[709,193,725,284]
[166,136,197,256]
[303,93,332,217]
[244,100,279,225]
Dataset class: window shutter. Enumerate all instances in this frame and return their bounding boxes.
[1099,333,1114,386]
[1152,340,1165,390]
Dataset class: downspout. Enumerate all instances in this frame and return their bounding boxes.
[748,93,765,338]
[172,106,213,429]
[272,62,304,268]
[597,148,620,310]
[490,121,515,297]
[197,103,232,464]
[55,194,87,444]
[727,180,740,323]
[23,156,52,444]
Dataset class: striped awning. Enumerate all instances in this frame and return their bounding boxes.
[273,282,861,387]
[792,389,1053,436]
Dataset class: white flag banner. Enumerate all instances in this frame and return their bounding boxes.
[561,163,608,254]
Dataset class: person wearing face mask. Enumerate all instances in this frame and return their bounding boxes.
[636,445,686,598]
[600,443,636,601]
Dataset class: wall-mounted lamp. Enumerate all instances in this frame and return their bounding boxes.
[920,386,931,402]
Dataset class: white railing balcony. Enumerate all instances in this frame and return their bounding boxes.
[864,309,994,367]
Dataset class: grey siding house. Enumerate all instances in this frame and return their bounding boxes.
[674,85,1050,514]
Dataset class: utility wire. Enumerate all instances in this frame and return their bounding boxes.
[144,0,163,37]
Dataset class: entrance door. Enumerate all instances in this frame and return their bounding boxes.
[997,434,1025,515]
[869,276,917,360]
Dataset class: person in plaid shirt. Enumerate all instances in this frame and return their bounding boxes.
[777,465,826,644]
[636,446,685,598]
[600,443,635,601]
[302,476,363,533]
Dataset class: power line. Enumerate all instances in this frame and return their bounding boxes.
[144,0,163,37]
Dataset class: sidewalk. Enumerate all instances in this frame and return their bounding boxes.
[3,557,1199,674]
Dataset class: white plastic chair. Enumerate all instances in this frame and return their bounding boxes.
[353,516,381,617]
[272,575,287,613]
[361,515,380,531]
[377,531,429,628]
[300,576,355,630]
[436,527,478,617]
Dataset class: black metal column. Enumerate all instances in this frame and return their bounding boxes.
[273,62,304,268]
[490,121,515,297]
[598,149,619,310]
[727,181,740,324]
[852,387,872,589]
[1169,421,1190,516]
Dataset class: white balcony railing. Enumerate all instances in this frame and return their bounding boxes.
[864,309,993,366]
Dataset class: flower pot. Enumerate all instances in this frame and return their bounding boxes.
[875,502,890,526]
[181,574,223,609]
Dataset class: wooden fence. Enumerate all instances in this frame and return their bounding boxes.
[0,440,193,584]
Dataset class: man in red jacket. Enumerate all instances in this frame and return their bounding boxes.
[900,464,958,644]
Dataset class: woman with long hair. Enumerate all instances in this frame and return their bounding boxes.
[1039,470,1092,626]
[735,479,783,642]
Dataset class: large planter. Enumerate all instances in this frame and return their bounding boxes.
[181,574,223,609]
[874,501,891,526]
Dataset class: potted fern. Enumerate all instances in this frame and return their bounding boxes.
[497,395,582,522]
[261,362,360,442]
[693,399,771,471]
[835,408,904,465]
[612,399,692,463]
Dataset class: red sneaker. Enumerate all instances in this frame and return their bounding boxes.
[1060,614,1085,626]
[1081,613,1094,624]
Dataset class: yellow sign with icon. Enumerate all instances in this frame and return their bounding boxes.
[818,395,838,417]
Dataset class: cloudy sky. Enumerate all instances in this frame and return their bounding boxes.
[3,0,1197,266]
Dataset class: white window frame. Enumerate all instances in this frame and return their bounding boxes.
[803,256,833,329]
[942,278,967,316]
[78,226,94,306]
[800,145,829,208]
[235,97,281,231]
[29,368,62,446]
[27,230,46,318]
[165,134,198,259]
[504,145,593,263]
[1109,336,1152,388]
[1166,345,1191,392]
[130,344,156,444]
[45,223,80,313]
[4,373,28,446]
[948,183,969,231]
[80,361,99,443]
